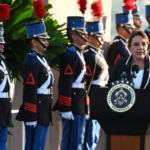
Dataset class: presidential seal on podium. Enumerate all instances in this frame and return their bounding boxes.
[107,79,136,113]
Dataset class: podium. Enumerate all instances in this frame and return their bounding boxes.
[90,87,150,150]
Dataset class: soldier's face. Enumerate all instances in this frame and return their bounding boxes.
[0,44,4,54]
[32,38,49,53]
[129,36,148,61]
[97,36,104,46]
[88,36,104,49]
[77,32,88,46]
[127,27,134,35]
[133,18,142,30]
[39,38,49,49]
[123,27,134,39]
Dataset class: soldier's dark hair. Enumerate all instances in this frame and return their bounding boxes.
[67,30,76,43]
[115,25,123,32]
[128,30,149,47]
[24,38,32,45]
[24,38,35,47]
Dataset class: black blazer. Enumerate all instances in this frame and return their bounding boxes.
[58,45,86,115]
[84,45,109,92]
[108,55,150,89]
[0,56,12,127]
[107,35,130,73]
[16,50,53,126]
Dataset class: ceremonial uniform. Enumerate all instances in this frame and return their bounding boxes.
[145,27,150,41]
[83,21,109,150]
[107,35,131,73]
[107,13,135,73]
[145,5,150,47]
[0,4,11,150]
[0,55,12,150]
[58,17,87,150]
[59,44,86,115]
[123,1,142,29]
[16,19,54,149]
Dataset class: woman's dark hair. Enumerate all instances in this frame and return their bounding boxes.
[128,30,149,47]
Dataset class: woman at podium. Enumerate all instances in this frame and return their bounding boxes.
[108,30,150,89]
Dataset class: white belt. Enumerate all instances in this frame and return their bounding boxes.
[0,92,9,98]
[72,83,85,89]
[91,80,107,87]
[37,88,51,95]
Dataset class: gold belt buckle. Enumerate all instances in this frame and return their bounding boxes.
[50,87,53,95]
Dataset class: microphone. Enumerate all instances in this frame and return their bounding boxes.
[131,65,139,81]
[120,65,130,80]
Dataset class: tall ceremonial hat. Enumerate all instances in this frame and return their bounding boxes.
[123,0,141,18]
[25,0,49,39]
[146,5,150,16]
[67,0,87,34]
[0,4,10,44]
[86,0,104,36]
[67,17,87,34]
[116,0,135,28]
[115,13,135,28]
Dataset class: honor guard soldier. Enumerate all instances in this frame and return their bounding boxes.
[58,16,88,150]
[123,0,142,30]
[145,5,150,42]
[16,0,54,149]
[83,1,109,149]
[0,4,11,150]
[107,11,135,73]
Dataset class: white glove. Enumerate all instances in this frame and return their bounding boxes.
[61,111,74,120]
[86,114,90,120]
[25,121,37,128]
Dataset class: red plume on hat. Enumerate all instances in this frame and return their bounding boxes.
[77,0,87,15]
[0,4,10,22]
[32,0,46,19]
[91,1,104,18]
[123,0,131,3]
[133,0,137,3]
[123,0,136,11]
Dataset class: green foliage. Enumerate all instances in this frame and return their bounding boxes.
[9,122,14,128]
[2,0,69,80]
[8,122,14,135]
[8,131,13,135]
